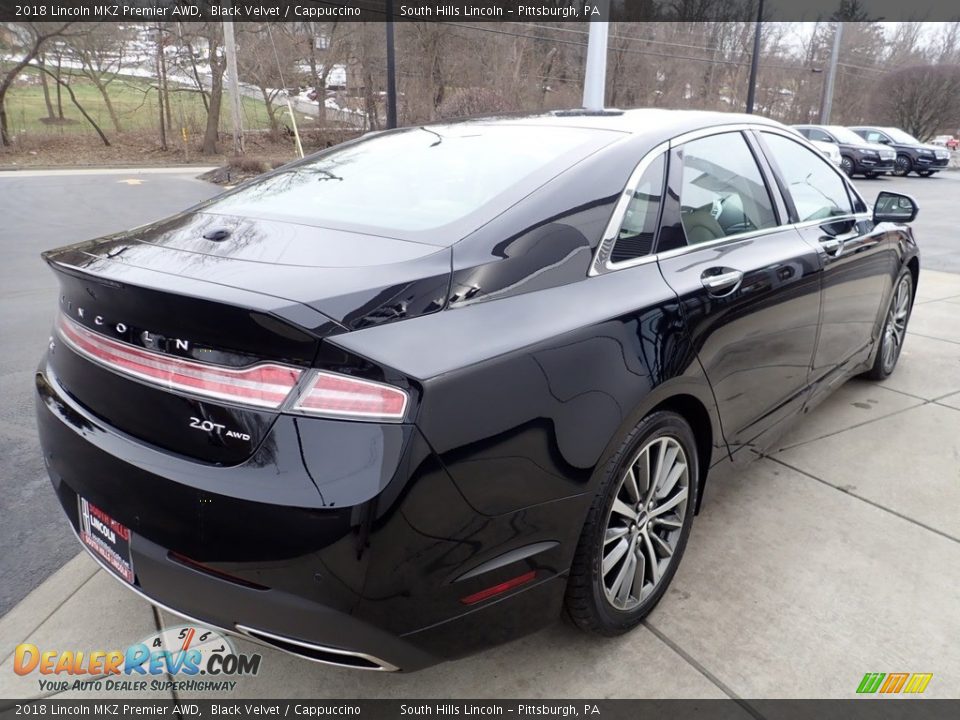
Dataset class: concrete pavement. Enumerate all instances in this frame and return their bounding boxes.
[2,270,958,700]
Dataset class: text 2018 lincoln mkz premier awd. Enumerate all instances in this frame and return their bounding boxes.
[35,110,920,671]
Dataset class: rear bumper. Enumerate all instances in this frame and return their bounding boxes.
[35,362,575,671]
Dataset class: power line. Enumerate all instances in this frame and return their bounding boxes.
[442,22,829,73]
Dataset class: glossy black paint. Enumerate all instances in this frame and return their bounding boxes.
[793,125,896,176]
[851,126,951,175]
[35,110,919,671]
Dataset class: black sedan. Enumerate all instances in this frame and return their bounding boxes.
[850,126,952,177]
[793,124,897,177]
[35,110,919,671]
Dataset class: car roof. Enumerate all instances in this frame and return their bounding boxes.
[429,108,786,138]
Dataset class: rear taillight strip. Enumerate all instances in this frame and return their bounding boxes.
[292,371,408,422]
[57,314,302,409]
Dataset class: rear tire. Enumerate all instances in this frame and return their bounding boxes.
[565,411,699,636]
[865,269,913,381]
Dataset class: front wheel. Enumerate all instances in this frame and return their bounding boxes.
[865,270,913,381]
[840,156,855,177]
[893,155,912,176]
[565,411,699,635]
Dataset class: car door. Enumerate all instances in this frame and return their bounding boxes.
[655,130,823,456]
[754,130,901,395]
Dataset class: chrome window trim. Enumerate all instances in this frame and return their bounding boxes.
[589,141,669,276]
[589,123,873,276]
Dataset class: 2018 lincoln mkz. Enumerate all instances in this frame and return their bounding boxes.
[35,110,920,671]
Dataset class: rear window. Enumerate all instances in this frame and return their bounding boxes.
[204,124,618,244]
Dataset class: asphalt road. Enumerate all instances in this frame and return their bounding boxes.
[851,171,960,274]
[0,165,956,618]
[0,168,221,616]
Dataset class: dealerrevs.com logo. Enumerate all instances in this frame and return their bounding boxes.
[857,672,933,695]
[14,625,261,694]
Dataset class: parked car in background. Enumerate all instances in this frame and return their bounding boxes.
[35,110,921,671]
[793,124,896,178]
[810,139,843,166]
[851,126,952,177]
[931,135,959,151]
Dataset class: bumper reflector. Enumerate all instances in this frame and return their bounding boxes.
[459,570,537,605]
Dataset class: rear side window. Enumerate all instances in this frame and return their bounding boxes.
[677,133,777,244]
[761,133,854,222]
[611,153,666,263]
[205,125,617,243]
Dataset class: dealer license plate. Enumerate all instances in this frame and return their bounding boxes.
[78,497,134,583]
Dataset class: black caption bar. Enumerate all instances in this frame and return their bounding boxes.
[1,0,960,22]
[2,700,960,720]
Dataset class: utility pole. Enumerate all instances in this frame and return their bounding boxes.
[745,0,764,114]
[582,0,610,111]
[222,19,244,155]
[385,0,398,129]
[820,22,843,125]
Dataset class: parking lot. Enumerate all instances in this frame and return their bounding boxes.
[0,167,958,700]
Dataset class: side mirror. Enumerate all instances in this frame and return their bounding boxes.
[873,191,918,223]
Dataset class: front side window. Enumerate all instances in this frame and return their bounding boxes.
[808,128,833,142]
[861,129,887,144]
[677,133,777,244]
[761,133,854,222]
[611,153,666,263]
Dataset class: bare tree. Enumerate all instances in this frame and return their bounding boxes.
[0,22,75,146]
[65,23,131,132]
[201,23,227,155]
[34,64,111,146]
[237,24,301,134]
[872,64,960,140]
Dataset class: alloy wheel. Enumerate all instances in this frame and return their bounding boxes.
[601,436,689,611]
[893,156,911,176]
[881,275,911,374]
[840,157,854,177]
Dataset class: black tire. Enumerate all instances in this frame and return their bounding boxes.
[865,269,914,381]
[893,155,912,177]
[565,411,699,636]
[840,156,855,177]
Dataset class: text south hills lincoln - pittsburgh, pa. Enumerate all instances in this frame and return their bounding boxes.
[398,4,588,18]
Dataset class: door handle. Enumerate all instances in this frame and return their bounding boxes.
[819,237,842,254]
[700,269,743,293]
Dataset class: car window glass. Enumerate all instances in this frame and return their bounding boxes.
[762,133,854,222]
[678,133,777,244]
[206,125,616,241]
[809,129,831,142]
[611,153,665,263]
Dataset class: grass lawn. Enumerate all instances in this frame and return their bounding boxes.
[4,66,276,140]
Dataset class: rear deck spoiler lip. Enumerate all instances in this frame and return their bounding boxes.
[42,250,348,337]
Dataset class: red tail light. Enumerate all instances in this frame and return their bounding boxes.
[57,314,302,409]
[292,371,408,422]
